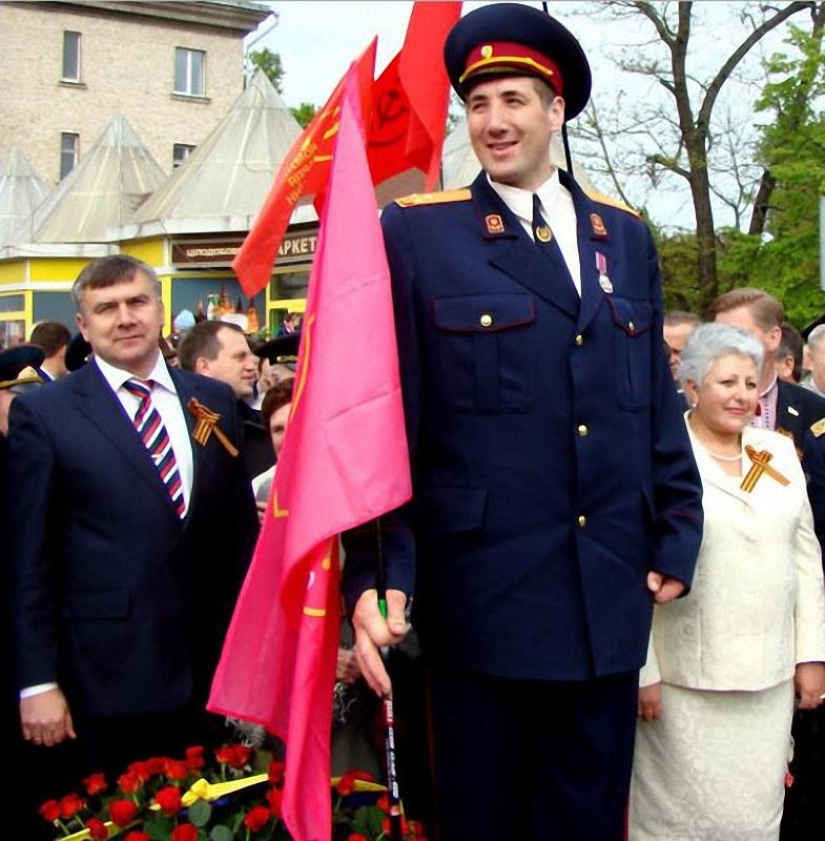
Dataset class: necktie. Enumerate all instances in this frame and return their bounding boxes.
[532,193,554,247]
[123,378,186,517]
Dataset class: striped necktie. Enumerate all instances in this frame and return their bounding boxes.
[123,378,185,517]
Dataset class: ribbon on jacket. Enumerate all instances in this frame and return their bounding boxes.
[740,446,790,493]
[187,398,239,457]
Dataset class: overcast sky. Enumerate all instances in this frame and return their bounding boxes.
[244,1,793,231]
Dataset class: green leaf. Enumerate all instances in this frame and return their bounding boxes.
[188,799,213,827]
[210,825,234,841]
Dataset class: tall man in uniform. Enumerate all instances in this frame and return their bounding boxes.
[342,5,704,840]
[6,255,258,785]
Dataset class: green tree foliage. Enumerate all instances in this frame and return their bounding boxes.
[723,21,825,326]
[290,102,318,128]
[248,47,284,93]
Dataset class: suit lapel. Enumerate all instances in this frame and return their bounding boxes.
[472,174,580,320]
[72,363,175,502]
[562,172,610,334]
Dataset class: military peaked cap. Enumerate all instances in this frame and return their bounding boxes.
[444,2,592,120]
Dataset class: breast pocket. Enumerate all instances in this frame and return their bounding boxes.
[432,294,537,412]
[606,296,653,411]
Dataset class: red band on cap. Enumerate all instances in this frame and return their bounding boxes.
[459,41,563,95]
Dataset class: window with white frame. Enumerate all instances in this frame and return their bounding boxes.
[62,31,81,81]
[174,47,205,97]
[173,144,196,168]
[60,133,79,179]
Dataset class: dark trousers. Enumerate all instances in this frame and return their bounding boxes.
[430,668,638,841]
[780,707,825,840]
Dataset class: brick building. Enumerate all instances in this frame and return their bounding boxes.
[0,0,270,186]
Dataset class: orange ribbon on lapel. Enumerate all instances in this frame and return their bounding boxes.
[740,445,790,493]
[187,398,239,457]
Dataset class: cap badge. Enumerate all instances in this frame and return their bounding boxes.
[481,44,494,58]
[485,214,505,234]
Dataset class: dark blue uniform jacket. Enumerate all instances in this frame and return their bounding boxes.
[344,170,703,682]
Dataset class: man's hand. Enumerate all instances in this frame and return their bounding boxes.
[795,662,825,710]
[638,682,663,721]
[20,688,76,747]
[647,571,685,604]
[351,588,409,697]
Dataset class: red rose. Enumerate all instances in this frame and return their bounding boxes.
[335,769,375,796]
[164,759,189,781]
[38,799,61,823]
[127,761,151,781]
[215,743,252,769]
[185,745,205,770]
[86,818,109,841]
[109,798,139,827]
[59,792,86,819]
[382,816,410,836]
[348,835,369,841]
[117,772,143,794]
[243,805,271,832]
[266,786,283,817]
[171,823,199,841]
[267,760,285,785]
[155,786,183,816]
[125,833,151,841]
[83,773,107,796]
[407,819,429,840]
[146,757,169,776]
[376,792,389,813]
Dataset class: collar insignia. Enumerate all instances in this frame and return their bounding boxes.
[590,213,608,238]
[485,214,505,234]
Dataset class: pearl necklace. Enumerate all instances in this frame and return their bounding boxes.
[704,448,742,462]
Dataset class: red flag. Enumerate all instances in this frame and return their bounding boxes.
[232,40,376,297]
[368,1,461,190]
[209,62,412,841]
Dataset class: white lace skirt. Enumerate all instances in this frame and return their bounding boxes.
[629,679,794,841]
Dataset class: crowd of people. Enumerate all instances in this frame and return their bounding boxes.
[3,3,825,841]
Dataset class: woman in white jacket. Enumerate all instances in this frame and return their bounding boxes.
[630,322,825,841]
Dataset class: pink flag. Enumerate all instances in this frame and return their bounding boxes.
[208,60,412,841]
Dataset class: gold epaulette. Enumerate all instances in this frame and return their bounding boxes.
[395,188,472,208]
[585,189,641,218]
[810,417,825,438]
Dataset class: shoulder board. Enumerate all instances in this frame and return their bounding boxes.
[395,188,472,208]
[810,417,825,438]
[585,189,641,218]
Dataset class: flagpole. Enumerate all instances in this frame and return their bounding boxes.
[376,517,405,841]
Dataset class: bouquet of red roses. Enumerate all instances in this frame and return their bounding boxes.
[38,745,427,841]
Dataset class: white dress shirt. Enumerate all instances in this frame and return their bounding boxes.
[488,169,582,295]
[96,352,194,512]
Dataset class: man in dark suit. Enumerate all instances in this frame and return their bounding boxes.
[342,6,704,840]
[178,319,274,480]
[6,255,258,784]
